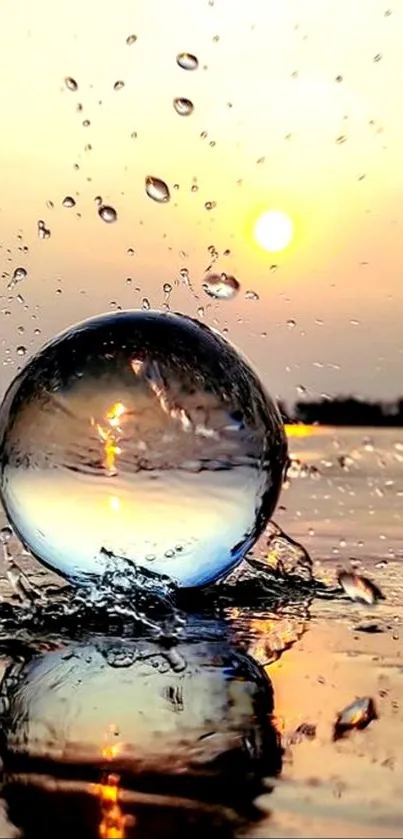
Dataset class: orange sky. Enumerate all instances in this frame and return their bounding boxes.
[0,0,401,405]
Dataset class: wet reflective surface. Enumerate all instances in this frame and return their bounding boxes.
[0,620,282,839]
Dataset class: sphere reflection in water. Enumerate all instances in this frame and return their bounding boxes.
[0,627,282,838]
[0,310,286,587]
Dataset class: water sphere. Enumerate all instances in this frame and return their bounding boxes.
[0,310,287,588]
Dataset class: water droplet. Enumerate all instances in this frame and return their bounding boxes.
[127,247,135,256]
[7,267,27,290]
[338,571,384,604]
[335,75,343,82]
[173,97,194,116]
[16,345,26,356]
[62,196,76,208]
[163,282,172,295]
[373,53,382,62]
[0,310,286,588]
[191,183,199,193]
[245,290,259,301]
[114,80,125,91]
[286,319,296,329]
[141,297,150,310]
[202,272,240,300]
[0,525,12,542]
[204,201,217,211]
[82,119,90,127]
[176,52,199,71]
[64,76,78,91]
[37,220,51,240]
[333,697,377,740]
[145,176,170,203]
[98,205,117,223]
[336,134,347,144]
[269,264,278,273]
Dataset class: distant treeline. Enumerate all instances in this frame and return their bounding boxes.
[278,397,403,427]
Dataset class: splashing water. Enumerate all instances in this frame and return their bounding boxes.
[0,310,286,589]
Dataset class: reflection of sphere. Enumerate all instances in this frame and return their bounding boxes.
[0,630,282,838]
[0,310,286,587]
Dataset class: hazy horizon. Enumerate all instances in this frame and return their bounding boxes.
[0,0,402,406]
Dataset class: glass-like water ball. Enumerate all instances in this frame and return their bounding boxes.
[0,311,287,588]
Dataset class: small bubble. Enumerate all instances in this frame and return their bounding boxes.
[82,119,90,127]
[245,290,259,300]
[126,34,137,45]
[37,220,51,240]
[173,97,194,116]
[204,201,216,211]
[62,196,76,208]
[286,319,296,329]
[297,385,307,395]
[16,345,26,356]
[145,176,170,203]
[373,53,382,62]
[98,205,117,223]
[130,131,138,140]
[190,183,199,193]
[142,297,150,310]
[202,272,240,300]
[127,247,135,256]
[197,306,205,319]
[114,80,125,91]
[163,282,172,295]
[94,195,103,207]
[64,76,78,91]
[270,264,278,273]
[176,52,199,71]
[335,75,343,82]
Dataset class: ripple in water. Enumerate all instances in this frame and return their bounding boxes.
[0,310,286,589]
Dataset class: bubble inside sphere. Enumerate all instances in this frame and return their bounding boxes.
[0,310,287,587]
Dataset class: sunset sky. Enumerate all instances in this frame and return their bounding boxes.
[0,0,402,406]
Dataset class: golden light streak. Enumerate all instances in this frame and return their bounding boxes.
[92,402,126,476]
[92,731,127,839]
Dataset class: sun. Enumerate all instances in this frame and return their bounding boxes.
[254,210,294,253]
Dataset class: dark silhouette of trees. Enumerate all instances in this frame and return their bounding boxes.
[291,396,403,427]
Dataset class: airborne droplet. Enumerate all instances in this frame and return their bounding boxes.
[202,273,240,300]
[173,97,194,116]
[37,220,51,240]
[245,290,259,301]
[98,205,118,223]
[64,76,78,91]
[114,80,125,91]
[145,176,170,203]
[62,196,76,208]
[176,52,199,71]
[126,34,137,45]
[7,267,27,290]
